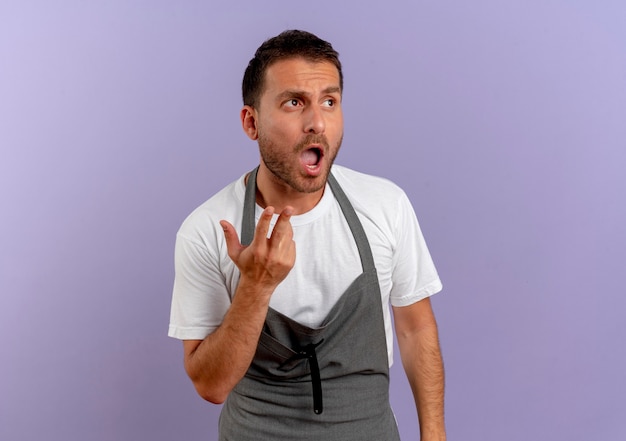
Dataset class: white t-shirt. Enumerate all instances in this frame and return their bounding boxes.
[169,165,442,366]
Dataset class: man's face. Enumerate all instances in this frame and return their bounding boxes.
[250,57,344,194]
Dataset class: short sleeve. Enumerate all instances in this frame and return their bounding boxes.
[168,230,232,340]
[389,192,442,307]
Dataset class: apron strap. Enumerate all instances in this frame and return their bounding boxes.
[327,172,376,273]
[241,167,258,246]
[241,166,376,273]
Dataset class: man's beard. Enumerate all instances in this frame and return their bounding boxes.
[258,133,342,194]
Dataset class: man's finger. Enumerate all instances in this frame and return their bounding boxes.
[252,206,275,245]
[270,206,294,243]
[220,220,244,261]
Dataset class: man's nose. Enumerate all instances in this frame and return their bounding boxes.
[304,105,325,134]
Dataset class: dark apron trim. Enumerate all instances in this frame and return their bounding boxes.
[292,339,324,414]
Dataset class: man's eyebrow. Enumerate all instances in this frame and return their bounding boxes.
[322,86,342,95]
[276,89,307,101]
[276,86,342,101]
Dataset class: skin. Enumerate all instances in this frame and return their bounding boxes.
[394,298,446,441]
[241,58,344,214]
[182,57,446,440]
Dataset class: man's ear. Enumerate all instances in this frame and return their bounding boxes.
[241,105,259,140]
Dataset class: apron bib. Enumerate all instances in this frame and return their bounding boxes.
[219,168,401,441]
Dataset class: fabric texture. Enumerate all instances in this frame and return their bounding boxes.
[169,164,442,366]
[218,167,401,441]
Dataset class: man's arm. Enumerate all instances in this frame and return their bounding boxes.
[393,297,446,441]
[183,206,295,404]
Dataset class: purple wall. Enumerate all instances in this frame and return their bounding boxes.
[2,1,625,440]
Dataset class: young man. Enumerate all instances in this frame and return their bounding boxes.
[169,30,446,440]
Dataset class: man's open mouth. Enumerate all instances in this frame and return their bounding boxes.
[301,147,323,167]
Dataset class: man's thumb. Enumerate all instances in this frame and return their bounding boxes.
[220,220,242,260]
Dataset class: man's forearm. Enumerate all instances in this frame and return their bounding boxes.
[394,300,446,441]
[410,324,445,439]
[402,324,445,440]
[184,278,274,403]
[184,206,296,403]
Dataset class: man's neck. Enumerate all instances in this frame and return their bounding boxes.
[251,167,325,215]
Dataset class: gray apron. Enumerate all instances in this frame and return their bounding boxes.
[219,168,401,441]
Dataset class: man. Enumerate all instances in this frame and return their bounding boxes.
[169,30,445,440]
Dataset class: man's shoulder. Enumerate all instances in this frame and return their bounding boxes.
[178,174,245,236]
[331,164,407,202]
[330,165,417,246]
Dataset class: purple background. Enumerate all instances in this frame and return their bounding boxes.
[2,1,625,440]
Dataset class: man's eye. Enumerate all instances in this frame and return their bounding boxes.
[287,99,300,107]
[323,99,335,107]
